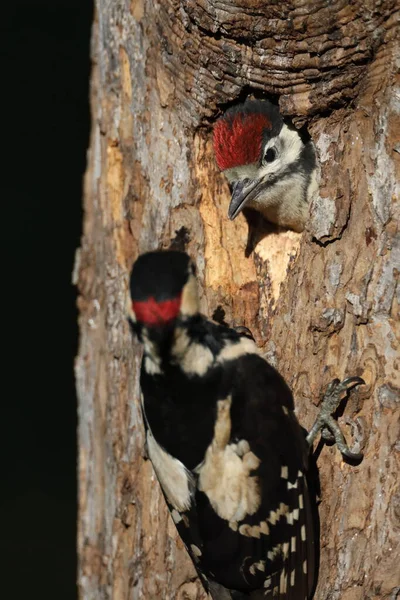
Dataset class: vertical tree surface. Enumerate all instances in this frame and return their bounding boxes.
[76,2,400,599]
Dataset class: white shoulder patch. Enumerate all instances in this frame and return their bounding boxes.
[172,327,214,376]
[198,396,261,523]
[146,430,193,512]
[217,336,259,364]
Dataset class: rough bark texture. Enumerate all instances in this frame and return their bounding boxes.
[76,1,400,599]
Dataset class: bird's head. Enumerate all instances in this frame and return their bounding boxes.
[213,99,317,231]
[128,250,199,341]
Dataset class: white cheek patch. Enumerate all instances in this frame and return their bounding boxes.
[198,396,261,522]
[259,123,304,180]
[146,430,194,512]
[180,274,200,317]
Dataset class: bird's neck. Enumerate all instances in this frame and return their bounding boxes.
[142,315,207,375]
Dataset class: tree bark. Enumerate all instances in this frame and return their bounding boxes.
[76,1,400,599]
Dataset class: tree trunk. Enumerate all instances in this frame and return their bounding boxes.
[76,1,400,599]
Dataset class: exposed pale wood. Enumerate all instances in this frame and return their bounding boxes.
[76,1,400,599]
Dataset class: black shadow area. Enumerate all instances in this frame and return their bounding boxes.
[1,1,93,598]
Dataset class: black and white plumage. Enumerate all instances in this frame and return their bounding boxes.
[213,99,318,232]
[128,250,316,599]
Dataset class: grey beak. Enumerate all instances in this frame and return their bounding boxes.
[228,179,259,220]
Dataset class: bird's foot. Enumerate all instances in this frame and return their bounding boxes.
[306,377,365,460]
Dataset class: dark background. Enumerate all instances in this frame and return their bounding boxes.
[2,1,93,597]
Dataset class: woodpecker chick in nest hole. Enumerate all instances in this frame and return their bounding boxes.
[213,99,318,233]
[127,250,364,600]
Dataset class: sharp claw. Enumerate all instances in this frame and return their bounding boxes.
[307,375,365,461]
[341,376,365,388]
[341,447,363,461]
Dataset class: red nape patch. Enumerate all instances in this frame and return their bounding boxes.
[213,113,271,171]
[132,295,182,325]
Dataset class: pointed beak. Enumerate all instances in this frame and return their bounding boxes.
[228,179,260,220]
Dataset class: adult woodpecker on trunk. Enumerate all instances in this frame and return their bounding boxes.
[127,250,363,599]
[213,99,318,232]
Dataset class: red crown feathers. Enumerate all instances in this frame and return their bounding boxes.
[213,112,271,171]
[132,295,182,325]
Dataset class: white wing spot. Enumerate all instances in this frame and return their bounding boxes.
[279,569,288,593]
[293,508,300,521]
[288,480,298,489]
[191,544,202,557]
[260,521,270,535]
[268,502,289,525]
[282,406,289,415]
[281,466,289,479]
[291,536,296,552]
[239,524,251,536]
[239,524,261,538]
[283,542,289,558]
[256,561,266,572]
[171,509,182,524]
[264,576,271,588]
[290,569,296,587]
[301,525,306,541]
[299,494,304,509]
[303,560,308,574]
[267,544,282,561]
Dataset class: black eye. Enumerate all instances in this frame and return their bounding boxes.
[264,147,277,163]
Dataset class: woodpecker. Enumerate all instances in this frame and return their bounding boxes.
[213,99,318,232]
[128,250,363,599]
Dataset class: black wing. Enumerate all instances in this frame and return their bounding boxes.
[187,354,316,599]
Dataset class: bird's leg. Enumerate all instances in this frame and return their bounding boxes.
[306,377,365,460]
